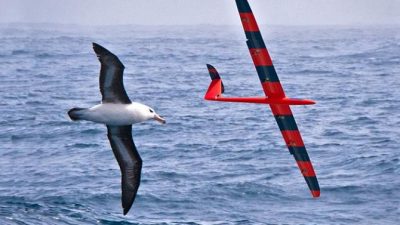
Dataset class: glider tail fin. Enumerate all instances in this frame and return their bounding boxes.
[205,64,225,100]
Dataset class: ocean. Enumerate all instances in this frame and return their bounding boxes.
[0,24,399,224]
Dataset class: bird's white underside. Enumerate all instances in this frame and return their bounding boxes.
[81,102,154,125]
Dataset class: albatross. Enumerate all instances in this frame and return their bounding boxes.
[68,43,165,215]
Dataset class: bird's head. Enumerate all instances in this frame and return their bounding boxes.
[146,107,166,124]
[131,103,166,124]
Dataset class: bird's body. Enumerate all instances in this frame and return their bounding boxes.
[68,43,165,215]
[70,102,156,125]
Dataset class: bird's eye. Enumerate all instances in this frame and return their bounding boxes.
[149,109,154,113]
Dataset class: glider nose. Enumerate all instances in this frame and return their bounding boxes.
[154,114,166,124]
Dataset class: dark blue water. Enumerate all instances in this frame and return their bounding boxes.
[0,24,399,224]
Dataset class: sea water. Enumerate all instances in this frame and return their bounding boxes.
[0,24,399,224]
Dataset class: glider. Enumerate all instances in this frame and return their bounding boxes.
[204,0,320,197]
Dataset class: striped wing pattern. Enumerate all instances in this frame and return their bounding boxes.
[236,0,320,197]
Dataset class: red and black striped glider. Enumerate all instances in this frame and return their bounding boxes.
[204,0,320,198]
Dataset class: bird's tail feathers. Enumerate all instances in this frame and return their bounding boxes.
[68,108,87,121]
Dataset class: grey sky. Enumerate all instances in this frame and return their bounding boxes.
[1,0,399,26]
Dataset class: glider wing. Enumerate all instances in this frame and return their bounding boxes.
[235,0,320,197]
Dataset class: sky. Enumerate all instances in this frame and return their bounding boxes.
[0,0,399,26]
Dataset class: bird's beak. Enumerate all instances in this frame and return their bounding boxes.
[154,114,166,124]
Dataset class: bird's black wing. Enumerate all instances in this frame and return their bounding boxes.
[107,125,142,215]
[93,43,131,104]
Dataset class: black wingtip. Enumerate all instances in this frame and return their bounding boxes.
[92,42,125,68]
[122,199,134,215]
[92,42,111,56]
[121,188,137,216]
[123,208,129,215]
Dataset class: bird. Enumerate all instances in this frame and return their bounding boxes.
[68,43,165,215]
